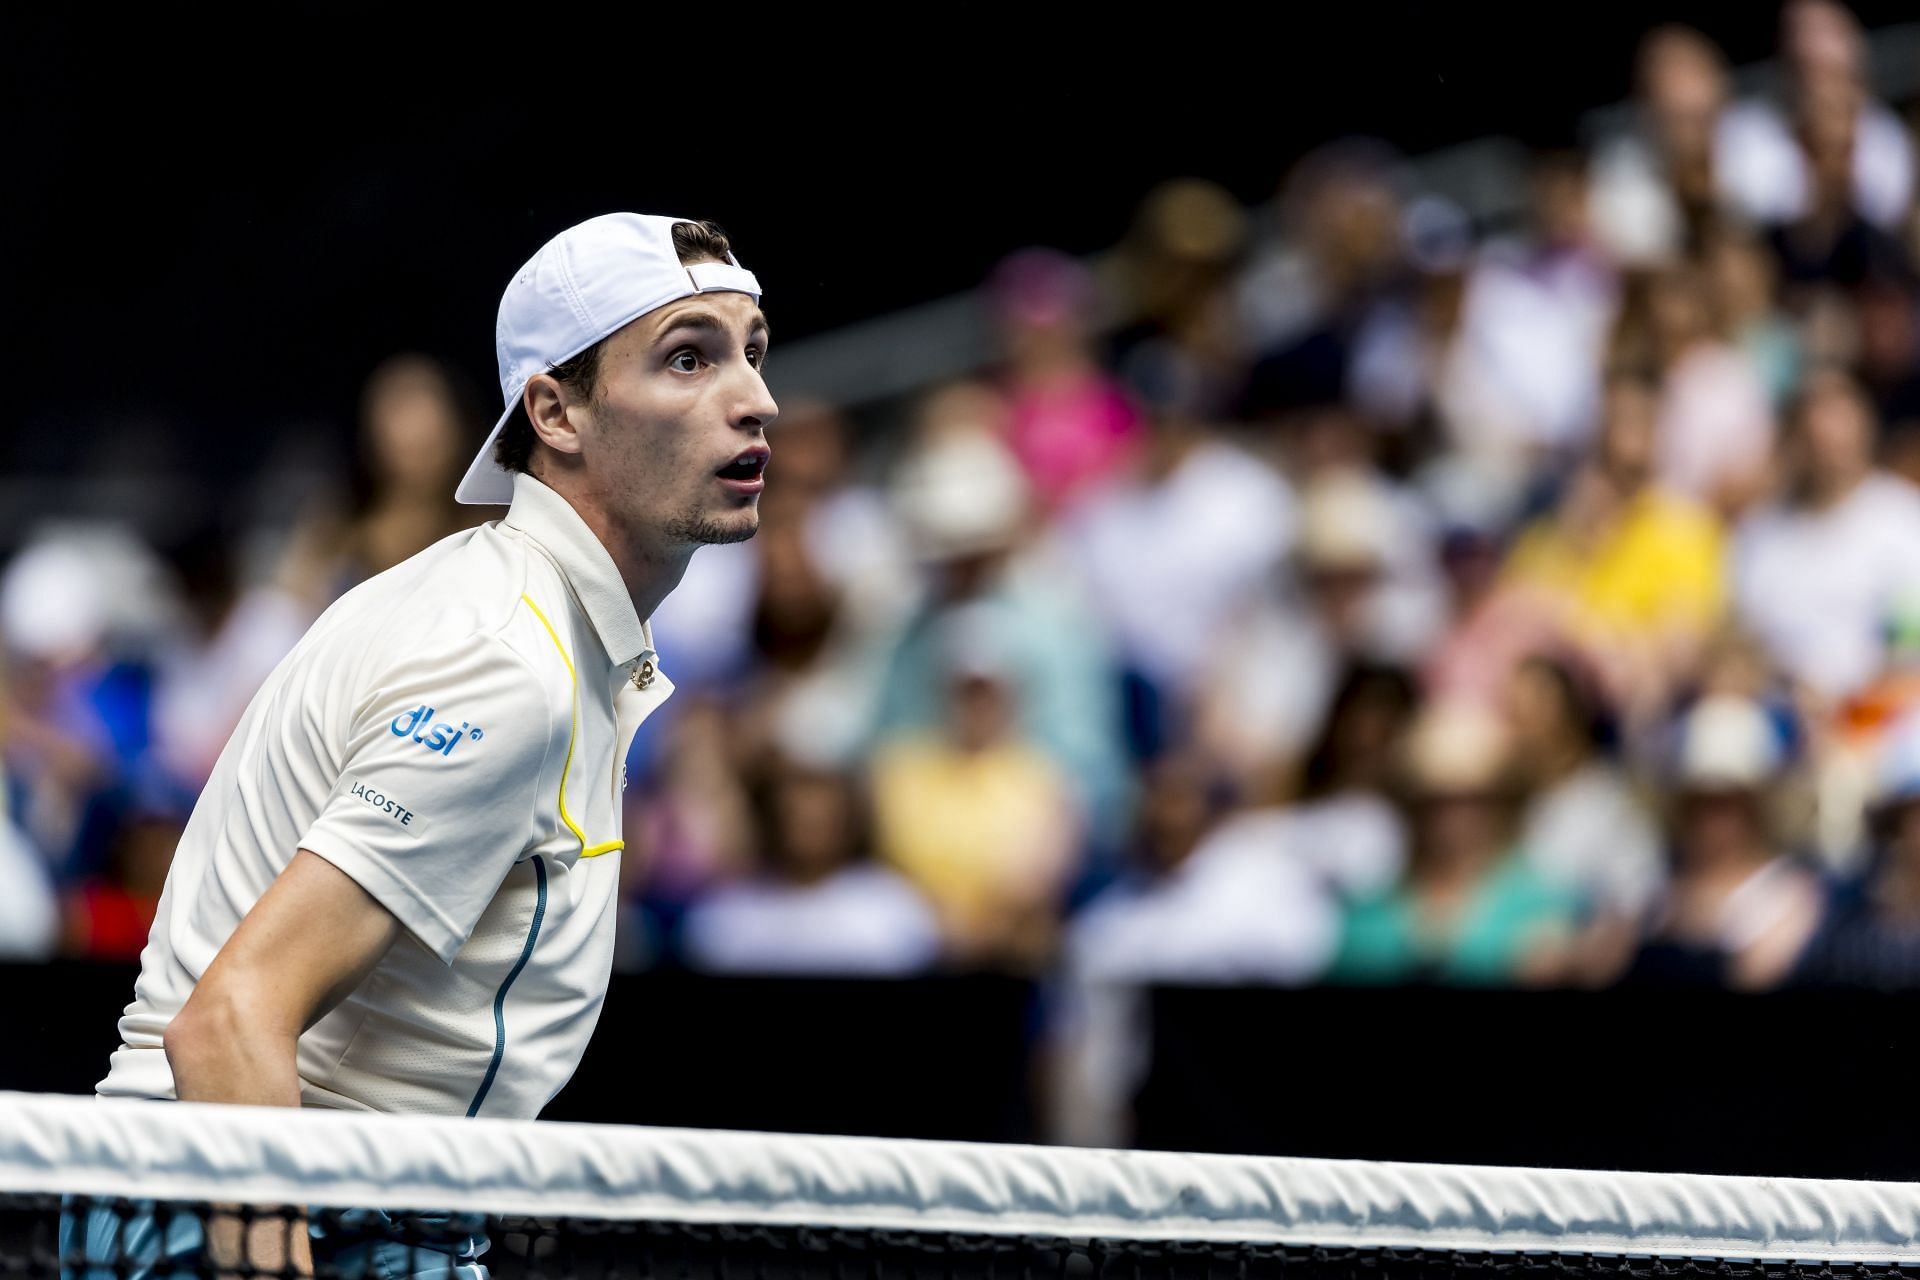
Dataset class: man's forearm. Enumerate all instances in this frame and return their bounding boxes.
[166,998,314,1274]
[156,850,400,1278]
[166,991,304,1108]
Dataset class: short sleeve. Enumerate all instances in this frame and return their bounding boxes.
[297,634,562,964]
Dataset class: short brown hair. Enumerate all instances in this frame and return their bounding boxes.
[492,219,739,475]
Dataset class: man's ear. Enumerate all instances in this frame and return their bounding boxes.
[524,373,586,456]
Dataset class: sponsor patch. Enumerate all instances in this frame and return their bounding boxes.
[390,705,485,757]
[347,777,416,826]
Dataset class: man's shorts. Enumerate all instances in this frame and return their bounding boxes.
[58,1197,490,1279]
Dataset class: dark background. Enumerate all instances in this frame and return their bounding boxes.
[11,963,1916,1179]
[7,2,1916,482]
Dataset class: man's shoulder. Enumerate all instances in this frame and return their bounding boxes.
[313,527,570,712]
[325,527,519,640]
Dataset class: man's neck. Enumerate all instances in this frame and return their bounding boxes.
[1804,468,1868,513]
[1535,739,1589,787]
[536,467,694,627]
[592,508,695,625]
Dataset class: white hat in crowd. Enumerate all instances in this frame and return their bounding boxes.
[1674,696,1784,792]
[890,430,1031,561]
[1295,470,1396,574]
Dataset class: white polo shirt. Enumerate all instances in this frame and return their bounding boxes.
[98,473,674,1118]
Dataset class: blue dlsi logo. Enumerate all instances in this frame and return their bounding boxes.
[390,706,484,756]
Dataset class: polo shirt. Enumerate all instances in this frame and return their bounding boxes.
[98,472,674,1118]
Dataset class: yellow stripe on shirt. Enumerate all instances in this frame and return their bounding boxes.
[520,594,624,859]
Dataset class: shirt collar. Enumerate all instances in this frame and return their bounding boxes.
[502,472,655,670]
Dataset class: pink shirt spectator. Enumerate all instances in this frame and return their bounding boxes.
[1657,342,1773,508]
[989,247,1145,514]
[1004,372,1142,514]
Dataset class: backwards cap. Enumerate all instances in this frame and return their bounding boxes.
[456,213,762,505]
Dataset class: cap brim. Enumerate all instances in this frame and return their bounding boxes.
[455,393,521,505]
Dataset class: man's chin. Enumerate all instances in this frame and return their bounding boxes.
[672,508,760,547]
[700,521,760,546]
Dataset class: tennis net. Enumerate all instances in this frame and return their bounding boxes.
[1,1089,1916,1278]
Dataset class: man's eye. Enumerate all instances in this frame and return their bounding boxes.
[747,347,765,369]
[669,350,701,373]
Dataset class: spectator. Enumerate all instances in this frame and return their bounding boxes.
[742,491,843,723]
[990,249,1143,515]
[1703,225,1802,409]
[1588,25,1733,265]
[1346,194,1476,462]
[0,527,182,880]
[1197,465,1443,791]
[1102,178,1250,374]
[1187,662,1414,918]
[1765,70,1913,292]
[621,695,757,947]
[1066,750,1339,985]
[1854,273,1920,462]
[333,355,488,587]
[1622,695,1824,989]
[1436,148,1618,497]
[1055,392,1294,755]
[1628,260,1775,515]
[1237,138,1412,410]
[873,422,1131,850]
[1424,515,1561,710]
[683,757,938,976]
[870,602,1082,968]
[149,520,323,792]
[1502,370,1728,718]
[1507,653,1664,922]
[1734,369,1920,706]
[1720,0,1915,237]
[1329,701,1580,985]
[1280,662,1417,894]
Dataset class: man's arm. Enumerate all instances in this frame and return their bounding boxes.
[162,849,401,1274]
[164,849,401,1107]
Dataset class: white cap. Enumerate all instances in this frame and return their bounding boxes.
[456,213,762,505]
[1400,700,1512,797]
[889,429,1031,561]
[1675,696,1783,791]
[1296,469,1395,572]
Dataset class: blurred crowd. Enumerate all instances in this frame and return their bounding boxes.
[12,2,1920,1010]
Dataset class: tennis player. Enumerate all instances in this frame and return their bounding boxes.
[63,213,776,1278]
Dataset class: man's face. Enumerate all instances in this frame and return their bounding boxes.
[1797,376,1871,492]
[1598,382,1657,490]
[576,288,777,549]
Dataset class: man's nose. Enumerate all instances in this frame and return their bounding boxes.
[733,365,779,432]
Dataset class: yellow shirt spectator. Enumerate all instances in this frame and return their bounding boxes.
[1505,484,1726,645]
[870,733,1077,963]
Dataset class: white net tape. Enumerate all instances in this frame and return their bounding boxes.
[2,1092,1917,1263]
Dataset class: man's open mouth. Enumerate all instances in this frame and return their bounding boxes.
[717,449,769,481]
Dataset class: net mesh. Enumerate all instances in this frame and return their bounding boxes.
[2,1091,1916,1279]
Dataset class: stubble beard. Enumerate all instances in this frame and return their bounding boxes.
[663,503,760,546]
